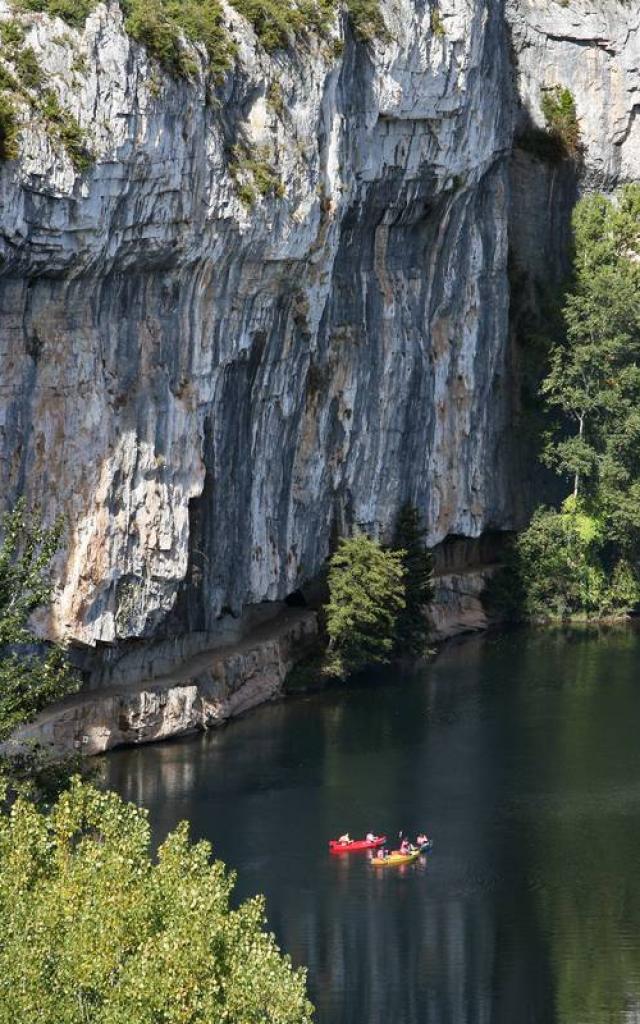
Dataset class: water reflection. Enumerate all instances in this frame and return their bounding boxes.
[104,626,640,1024]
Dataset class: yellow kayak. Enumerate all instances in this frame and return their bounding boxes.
[371,850,420,867]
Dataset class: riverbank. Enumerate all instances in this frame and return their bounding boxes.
[8,555,498,757]
[9,608,318,756]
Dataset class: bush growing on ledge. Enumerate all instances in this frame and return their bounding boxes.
[13,44,44,89]
[0,18,93,170]
[540,85,581,158]
[37,88,93,170]
[515,86,581,164]
[0,18,25,47]
[0,780,314,1023]
[229,143,285,205]
[344,0,387,42]
[0,92,20,160]
[430,5,444,37]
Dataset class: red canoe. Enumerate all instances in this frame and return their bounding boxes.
[329,836,386,853]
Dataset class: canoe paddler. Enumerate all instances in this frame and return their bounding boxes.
[366,832,376,843]
[338,833,351,845]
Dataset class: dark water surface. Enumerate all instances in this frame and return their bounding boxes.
[104,628,640,1024]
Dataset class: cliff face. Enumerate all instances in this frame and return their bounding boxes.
[1,0,638,659]
[509,0,640,191]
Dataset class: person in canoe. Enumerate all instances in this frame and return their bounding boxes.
[399,837,411,855]
[416,833,429,848]
[366,832,377,843]
[338,833,351,845]
[376,847,388,860]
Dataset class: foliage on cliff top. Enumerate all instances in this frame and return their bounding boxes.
[10,0,386,83]
[324,533,406,679]
[121,0,233,79]
[343,0,387,42]
[0,16,92,168]
[13,0,95,27]
[0,778,314,1023]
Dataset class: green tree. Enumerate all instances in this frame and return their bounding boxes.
[392,503,433,656]
[488,502,640,622]
[0,778,313,1023]
[505,185,640,620]
[325,533,405,678]
[0,500,80,801]
[542,186,640,506]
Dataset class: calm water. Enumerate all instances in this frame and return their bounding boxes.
[104,627,640,1024]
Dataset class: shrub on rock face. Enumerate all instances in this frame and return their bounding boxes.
[540,85,581,158]
[0,92,20,161]
[325,533,406,679]
[0,779,314,1023]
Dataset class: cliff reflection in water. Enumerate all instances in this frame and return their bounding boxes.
[104,627,640,1024]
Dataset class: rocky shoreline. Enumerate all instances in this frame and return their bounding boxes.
[9,560,494,755]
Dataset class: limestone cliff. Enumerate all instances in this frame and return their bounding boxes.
[1,0,638,671]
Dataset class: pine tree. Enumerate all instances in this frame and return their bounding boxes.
[392,503,434,656]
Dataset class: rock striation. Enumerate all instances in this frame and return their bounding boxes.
[1,0,639,728]
[2,0,515,651]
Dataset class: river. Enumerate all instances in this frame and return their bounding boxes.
[104,626,640,1024]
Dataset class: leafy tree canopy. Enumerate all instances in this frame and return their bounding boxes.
[541,184,640,528]
[489,502,640,622]
[0,778,313,1024]
[0,500,80,801]
[497,185,640,621]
